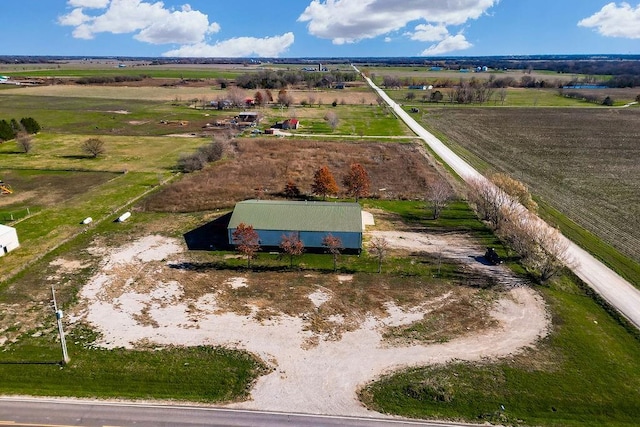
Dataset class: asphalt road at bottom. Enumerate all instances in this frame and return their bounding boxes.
[0,398,480,427]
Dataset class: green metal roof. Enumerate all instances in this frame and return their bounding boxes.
[228,200,362,233]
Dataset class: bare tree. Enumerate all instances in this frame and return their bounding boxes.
[82,138,106,158]
[426,179,454,219]
[280,232,304,268]
[529,220,574,282]
[466,177,517,230]
[324,111,339,131]
[322,234,343,272]
[490,173,537,212]
[369,236,389,273]
[16,133,33,153]
[232,223,261,268]
[501,212,574,283]
[226,87,246,107]
[498,88,508,105]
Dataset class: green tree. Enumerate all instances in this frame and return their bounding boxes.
[0,120,16,141]
[20,117,41,134]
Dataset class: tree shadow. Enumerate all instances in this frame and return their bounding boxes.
[61,154,94,160]
[0,360,63,365]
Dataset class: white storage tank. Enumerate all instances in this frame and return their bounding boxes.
[0,224,19,256]
[117,212,131,222]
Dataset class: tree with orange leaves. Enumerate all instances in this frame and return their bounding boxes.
[312,165,339,200]
[343,162,370,202]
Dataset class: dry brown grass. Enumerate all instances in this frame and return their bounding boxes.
[142,139,441,212]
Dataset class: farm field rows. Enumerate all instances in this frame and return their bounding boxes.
[417,107,640,270]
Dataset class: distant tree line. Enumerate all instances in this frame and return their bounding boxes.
[0,117,41,142]
[75,75,148,85]
[235,69,357,90]
[560,90,615,106]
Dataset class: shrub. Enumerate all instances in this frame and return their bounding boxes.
[177,152,207,173]
[198,141,225,162]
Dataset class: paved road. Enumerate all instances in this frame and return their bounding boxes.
[0,397,482,427]
[354,66,640,330]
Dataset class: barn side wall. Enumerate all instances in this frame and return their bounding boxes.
[228,229,362,250]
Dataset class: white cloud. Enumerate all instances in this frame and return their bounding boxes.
[58,8,91,27]
[59,0,220,44]
[162,32,295,58]
[409,24,450,42]
[578,2,640,39]
[420,34,473,55]
[59,1,292,57]
[298,0,497,46]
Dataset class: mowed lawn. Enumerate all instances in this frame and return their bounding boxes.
[0,131,207,281]
[417,106,640,277]
[0,133,206,172]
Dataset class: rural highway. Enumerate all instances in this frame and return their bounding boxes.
[354,65,640,330]
[0,397,482,427]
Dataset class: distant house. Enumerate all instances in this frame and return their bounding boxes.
[282,118,299,130]
[227,200,363,251]
[273,118,299,130]
[0,224,19,256]
[236,112,260,127]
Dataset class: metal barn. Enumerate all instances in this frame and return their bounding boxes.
[0,224,19,256]
[227,200,363,251]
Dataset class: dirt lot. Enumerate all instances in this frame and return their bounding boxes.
[63,221,548,416]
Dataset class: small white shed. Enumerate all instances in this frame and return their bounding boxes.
[0,224,19,256]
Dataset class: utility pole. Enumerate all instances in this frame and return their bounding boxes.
[51,286,70,365]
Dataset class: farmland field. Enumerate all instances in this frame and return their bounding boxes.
[417,107,640,266]
[2,62,640,426]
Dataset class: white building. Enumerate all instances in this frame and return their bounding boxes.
[0,224,19,256]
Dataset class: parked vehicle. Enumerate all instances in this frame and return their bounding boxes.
[484,247,502,265]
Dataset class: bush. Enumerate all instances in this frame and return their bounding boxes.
[177,152,207,173]
[198,141,224,162]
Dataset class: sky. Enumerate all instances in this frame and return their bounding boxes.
[2,0,640,58]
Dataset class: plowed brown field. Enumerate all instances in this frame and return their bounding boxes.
[420,107,640,262]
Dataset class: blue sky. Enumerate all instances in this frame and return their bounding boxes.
[2,1,639,57]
